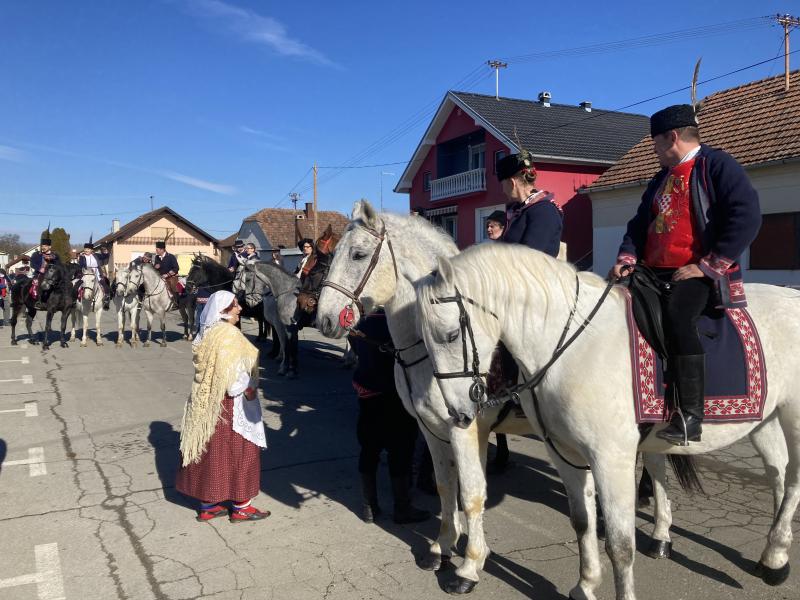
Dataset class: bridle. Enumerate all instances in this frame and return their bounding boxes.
[428,287,498,405]
[427,274,615,470]
[320,222,398,318]
[241,264,295,304]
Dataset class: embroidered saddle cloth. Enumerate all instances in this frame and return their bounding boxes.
[624,292,767,423]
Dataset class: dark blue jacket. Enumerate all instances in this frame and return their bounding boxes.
[502,193,563,258]
[351,311,398,398]
[31,250,60,273]
[618,144,761,307]
[228,251,245,270]
[154,252,179,276]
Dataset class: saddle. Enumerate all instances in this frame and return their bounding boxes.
[620,265,670,361]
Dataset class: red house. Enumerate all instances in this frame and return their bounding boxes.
[395,91,649,268]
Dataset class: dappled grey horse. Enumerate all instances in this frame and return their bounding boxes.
[113,267,141,347]
[235,261,299,375]
[138,263,172,347]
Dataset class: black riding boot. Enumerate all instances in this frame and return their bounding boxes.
[360,471,381,523]
[656,354,705,445]
[391,474,430,524]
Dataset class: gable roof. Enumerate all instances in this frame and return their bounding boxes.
[95,206,217,246]
[244,207,350,249]
[396,91,649,192]
[588,70,800,192]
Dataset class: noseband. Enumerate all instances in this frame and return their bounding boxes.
[320,222,398,319]
[429,287,498,404]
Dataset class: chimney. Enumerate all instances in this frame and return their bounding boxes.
[538,91,552,107]
[580,101,592,112]
[304,202,314,218]
[112,218,120,232]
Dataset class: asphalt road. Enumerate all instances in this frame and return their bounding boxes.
[0,312,797,600]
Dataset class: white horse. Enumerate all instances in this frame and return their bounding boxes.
[317,200,548,592]
[415,242,798,600]
[71,268,106,347]
[234,261,298,376]
[138,263,172,347]
[113,267,141,347]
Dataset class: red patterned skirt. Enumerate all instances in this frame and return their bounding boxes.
[175,395,261,504]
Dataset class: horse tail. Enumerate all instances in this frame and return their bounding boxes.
[667,454,704,495]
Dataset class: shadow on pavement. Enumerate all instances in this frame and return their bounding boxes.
[0,438,6,473]
[147,421,194,510]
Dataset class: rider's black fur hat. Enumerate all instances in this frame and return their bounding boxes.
[298,238,314,251]
[650,104,698,137]
[155,241,166,249]
[83,242,93,249]
[496,151,536,182]
[486,210,506,227]
[40,237,52,245]
[234,239,245,248]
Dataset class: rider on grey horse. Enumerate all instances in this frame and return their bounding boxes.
[78,242,111,310]
[609,103,762,445]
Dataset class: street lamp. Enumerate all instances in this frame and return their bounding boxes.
[379,171,395,212]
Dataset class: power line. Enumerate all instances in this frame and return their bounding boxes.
[501,16,773,64]
[317,160,408,169]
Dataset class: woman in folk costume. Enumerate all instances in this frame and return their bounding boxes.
[175,290,270,522]
[497,150,563,256]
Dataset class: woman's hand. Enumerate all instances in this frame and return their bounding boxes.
[672,264,705,281]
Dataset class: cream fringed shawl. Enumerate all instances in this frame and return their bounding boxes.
[180,321,259,466]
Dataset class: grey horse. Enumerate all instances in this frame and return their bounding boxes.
[234,261,299,375]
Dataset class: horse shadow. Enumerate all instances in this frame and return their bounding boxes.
[0,438,6,473]
[147,421,194,510]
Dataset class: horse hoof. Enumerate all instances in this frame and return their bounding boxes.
[42,344,50,351]
[418,552,442,571]
[61,342,68,348]
[645,539,672,560]
[445,576,478,595]
[160,342,167,348]
[97,342,104,347]
[756,561,790,586]
[29,340,39,346]
[10,340,17,346]
[144,342,151,348]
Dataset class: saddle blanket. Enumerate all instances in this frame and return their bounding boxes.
[624,294,767,423]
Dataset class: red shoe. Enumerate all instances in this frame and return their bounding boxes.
[196,505,228,522]
[229,505,271,523]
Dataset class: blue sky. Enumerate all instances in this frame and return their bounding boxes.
[0,1,794,244]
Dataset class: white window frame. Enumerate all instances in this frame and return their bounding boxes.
[468,143,486,171]
[475,204,506,244]
[440,215,458,242]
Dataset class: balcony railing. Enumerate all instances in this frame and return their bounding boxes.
[430,168,486,201]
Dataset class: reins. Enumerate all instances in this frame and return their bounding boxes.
[429,274,615,470]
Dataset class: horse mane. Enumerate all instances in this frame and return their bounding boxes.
[253,262,298,295]
[417,243,610,337]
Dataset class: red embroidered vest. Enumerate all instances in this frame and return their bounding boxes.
[643,158,702,268]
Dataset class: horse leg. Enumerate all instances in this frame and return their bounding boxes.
[81,309,89,347]
[26,312,37,344]
[552,459,602,600]
[641,453,673,560]
[160,313,167,347]
[446,420,490,593]
[750,413,788,519]
[43,312,53,350]
[417,427,460,572]
[116,305,124,347]
[96,307,104,346]
[131,307,139,347]
[10,306,18,345]
[591,452,638,600]
[59,311,69,348]
[144,310,153,347]
[756,404,800,586]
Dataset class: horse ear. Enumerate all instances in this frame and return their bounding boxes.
[352,199,378,228]
[323,224,333,238]
[436,256,455,286]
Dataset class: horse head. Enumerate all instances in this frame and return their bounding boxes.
[40,262,63,292]
[316,200,397,338]
[114,268,130,296]
[315,223,340,256]
[415,252,504,429]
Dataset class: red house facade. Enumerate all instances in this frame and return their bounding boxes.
[395,91,649,268]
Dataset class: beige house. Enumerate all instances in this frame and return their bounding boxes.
[587,70,800,286]
[95,206,220,275]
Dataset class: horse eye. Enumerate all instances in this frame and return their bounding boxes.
[447,329,460,343]
[351,249,367,261]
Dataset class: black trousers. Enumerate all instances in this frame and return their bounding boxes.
[657,272,714,356]
[357,393,418,477]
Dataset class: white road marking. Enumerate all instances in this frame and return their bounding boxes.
[0,356,29,364]
[3,447,47,476]
[0,401,38,417]
[0,375,33,384]
[0,543,65,600]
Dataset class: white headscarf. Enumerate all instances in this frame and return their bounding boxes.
[193,290,236,347]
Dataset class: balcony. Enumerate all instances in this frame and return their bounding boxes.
[430,168,486,202]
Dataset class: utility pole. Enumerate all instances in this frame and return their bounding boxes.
[289,192,301,244]
[313,162,318,240]
[149,195,154,211]
[776,14,800,92]
[487,60,508,100]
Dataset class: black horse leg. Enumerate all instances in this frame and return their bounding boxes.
[59,311,70,347]
[43,312,53,349]
[286,325,298,378]
[26,311,38,345]
[10,306,18,345]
